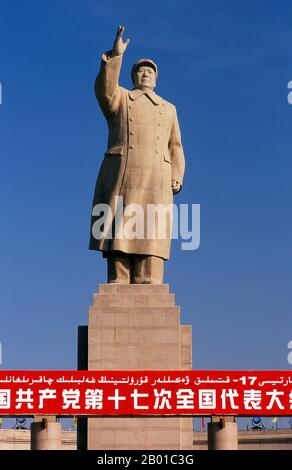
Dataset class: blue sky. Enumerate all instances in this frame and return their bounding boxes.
[1,0,292,397]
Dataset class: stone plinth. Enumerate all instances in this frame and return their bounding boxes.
[30,418,62,450]
[207,417,238,450]
[78,284,193,450]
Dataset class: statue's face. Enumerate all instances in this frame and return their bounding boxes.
[134,66,156,91]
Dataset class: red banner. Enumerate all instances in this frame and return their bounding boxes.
[0,370,291,415]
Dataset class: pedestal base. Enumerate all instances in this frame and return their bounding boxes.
[30,418,61,450]
[78,284,193,450]
[207,417,238,450]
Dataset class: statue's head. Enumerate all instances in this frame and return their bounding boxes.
[131,58,158,91]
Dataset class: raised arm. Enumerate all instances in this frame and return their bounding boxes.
[95,26,130,117]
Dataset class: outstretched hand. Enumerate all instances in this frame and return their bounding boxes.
[112,25,130,57]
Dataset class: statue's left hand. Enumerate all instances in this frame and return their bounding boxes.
[172,180,182,194]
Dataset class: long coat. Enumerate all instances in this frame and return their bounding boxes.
[89,51,185,260]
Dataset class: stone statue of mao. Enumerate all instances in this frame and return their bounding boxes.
[89,26,185,284]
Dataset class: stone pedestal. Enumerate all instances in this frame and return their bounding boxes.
[30,417,62,450]
[207,416,238,450]
[78,284,193,450]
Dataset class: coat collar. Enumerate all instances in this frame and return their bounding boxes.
[128,88,162,105]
